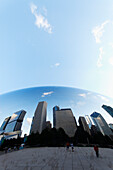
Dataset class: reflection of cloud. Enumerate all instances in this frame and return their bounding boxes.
[30,3,52,34]
[51,63,60,68]
[76,101,85,106]
[97,95,109,102]
[43,7,47,16]
[10,113,18,121]
[26,118,32,125]
[109,42,113,48]
[87,92,92,95]
[41,91,54,97]
[92,20,109,43]
[78,93,86,98]
[109,57,113,66]
[97,47,104,67]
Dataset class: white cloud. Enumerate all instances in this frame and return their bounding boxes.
[30,3,52,34]
[97,47,104,67]
[92,20,109,43]
[41,91,54,97]
[26,118,32,125]
[109,57,113,66]
[78,93,86,98]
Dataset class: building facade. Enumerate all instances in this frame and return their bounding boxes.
[53,106,77,137]
[30,101,47,134]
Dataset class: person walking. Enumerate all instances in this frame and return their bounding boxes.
[94,145,99,157]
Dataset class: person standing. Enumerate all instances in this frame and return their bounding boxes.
[94,145,99,157]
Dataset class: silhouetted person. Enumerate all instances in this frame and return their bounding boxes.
[66,142,70,150]
[70,143,74,152]
[94,145,99,157]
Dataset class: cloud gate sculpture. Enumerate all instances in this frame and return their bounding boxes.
[0,86,113,135]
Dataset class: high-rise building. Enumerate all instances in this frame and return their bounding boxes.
[102,105,113,118]
[30,101,47,134]
[79,116,91,135]
[90,112,113,139]
[53,107,77,137]
[85,115,92,129]
[5,110,26,133]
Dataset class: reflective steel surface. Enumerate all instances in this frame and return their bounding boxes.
[0,86,113,135]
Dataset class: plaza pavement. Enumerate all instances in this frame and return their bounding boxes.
[0,147,113,170]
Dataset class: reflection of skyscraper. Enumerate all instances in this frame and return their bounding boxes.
[79,116,91,135]
[0,116,11,131]
[5,110,26,133]
[91,112,113,139]
[85,115,92,129]
[30,101,47,134]
[53,107,77,137]
[46,121,52,129]
[102,105,113,117]
[109,124,113,130]
[53,106,60,127]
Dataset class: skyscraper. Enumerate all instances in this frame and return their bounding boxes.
[90,112,113,139]
[102,104,113,117]
[30,101,47,134]
[79,116,91,135]
[53,107,77,137]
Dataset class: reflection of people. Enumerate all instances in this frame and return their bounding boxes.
[66,142,70,150]
[70,143,74,152]
[94,145,99,157]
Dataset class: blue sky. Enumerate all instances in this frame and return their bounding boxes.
[1,0,113,98]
